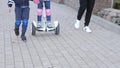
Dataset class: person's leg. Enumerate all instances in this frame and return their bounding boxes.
[77,0,87,20]
[45,1,51,22]
[45,1,52,28]
[84,0,95,26]
[75,0,87,29]
[21,7,30,41]
[83,0,95,33]
[14,7,22,36]
[37,0,43,27]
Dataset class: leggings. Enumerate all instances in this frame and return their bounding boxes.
[37,0,51,22]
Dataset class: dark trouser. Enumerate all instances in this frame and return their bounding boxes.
[77,0,95,26]
[15,6,30,36]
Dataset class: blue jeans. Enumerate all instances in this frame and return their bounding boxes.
[15,7,30,21]
[15,6,30,36]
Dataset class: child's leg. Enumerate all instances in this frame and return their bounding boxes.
[21,7,30,40]
[37,1,43,23]
[45,1,51,22]
[37,1,43,27]
[14,7,22,36]
[45,1,52,28]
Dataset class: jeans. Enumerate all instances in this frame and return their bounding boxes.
[15,6,30,36]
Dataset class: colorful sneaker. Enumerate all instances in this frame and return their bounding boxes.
[74,20,80,29]
[83,26,92,33]
[21,36,27,41]
[14,27,19,36]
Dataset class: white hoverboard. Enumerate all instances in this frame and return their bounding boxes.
[31,2,60,35]
[31,20,60,35]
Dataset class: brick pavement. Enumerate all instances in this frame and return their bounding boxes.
[0,0,120,68]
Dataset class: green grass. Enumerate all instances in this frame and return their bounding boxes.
[114,0,120,9]
[115,0,120,3]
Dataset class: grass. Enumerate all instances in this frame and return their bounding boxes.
[114,0,120,9]
[115,0,120,3]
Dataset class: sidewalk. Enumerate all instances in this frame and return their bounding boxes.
[0,1,120,68]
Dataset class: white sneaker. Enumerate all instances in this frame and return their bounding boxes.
[47,22,53,28]
[37,22,42,28]
[74,20,80,29]
[83,26,92,33]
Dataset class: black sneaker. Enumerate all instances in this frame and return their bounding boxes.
[21,36,27,41]
[14,28,19,36]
